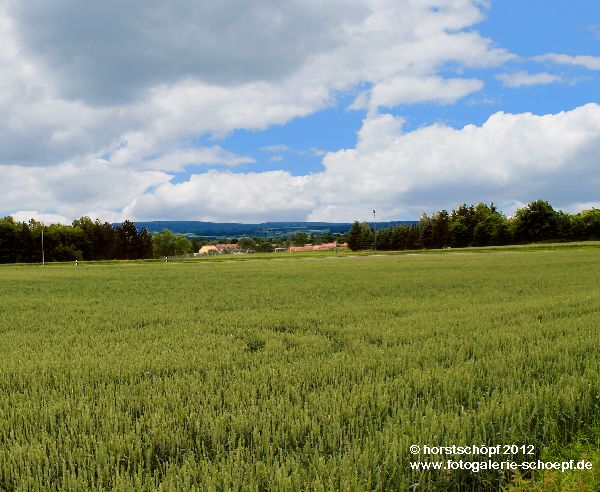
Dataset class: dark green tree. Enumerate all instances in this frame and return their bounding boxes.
[347,222,374,251]
[375,227,392,250]
[152,229,177,257]
[449,204,476,247]
[115,220,141,259]
[470,203,509,246]
[573,208,600,239]
[419,213,434,249]
[238,237,257,251]
[139,228,154,258]
[14,222,34,263]
[0,217,16,263]
[292,232,309,246]
[431,210,450,248]
[256,241,274,253]
[510,200,559,243]
[173,235,191,256]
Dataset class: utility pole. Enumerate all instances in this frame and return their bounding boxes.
[373,209,376,251]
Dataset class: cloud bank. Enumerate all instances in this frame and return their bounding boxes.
[0,0,598,223]
[125,104,600,222]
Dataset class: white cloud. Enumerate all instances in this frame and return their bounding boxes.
[563,201,600,213]
[4,104,600,223]
[312,104,600,218]
[496,71,562,88]
[7,0,369,103]
[114,104,600,222]
[261,145,294,154]
[0,159,171,221]
[0,0,511,169]
[9,211,71,225]
[261,144,326,158]
[361,76,483,110]
[11,0,593,224]
[534,53,600,70]
[126,171,315,222]
[141,147,254,172]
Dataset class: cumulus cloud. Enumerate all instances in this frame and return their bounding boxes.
[6,0,509,103]
[360,76,483,110]
[10,0,595,224]
[496,71,562,88]
[118,104,600,222]
[311,103,600,218]
[534,53,600,70]
[7,0,369,104]
[4,103,600,222]
[126,171,315,222]
[0,0,511,167]
[140,147,254,172]
[0,159,171,221]
[9,211,71,225]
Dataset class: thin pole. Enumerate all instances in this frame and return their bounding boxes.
[41,225,45,266]
[373,209,376,251]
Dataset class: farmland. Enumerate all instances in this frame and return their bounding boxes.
[1,249,599,490]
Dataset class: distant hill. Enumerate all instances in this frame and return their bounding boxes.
[122,220,418,238]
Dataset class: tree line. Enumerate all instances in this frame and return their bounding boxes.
[348,200,600,251]
[0,216,348,263]
[0,217,153,263]
[2,200,599,262]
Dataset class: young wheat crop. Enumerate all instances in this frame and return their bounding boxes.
[0,251,598,490]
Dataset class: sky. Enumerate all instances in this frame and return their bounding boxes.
[1,0,599,224]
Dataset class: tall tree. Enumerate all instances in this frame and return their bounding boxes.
[115,220,140,259]
[139,228,154,258]
[14,222,34,263]
[0,217,16,263]
[347,222,374,251]
[573,208,600,240]
[511,200,559,243]
[238,237,257,251]
[292,232,309,246]
[431,210,450,248]
[449,204,476,247]
[419,213,434,249]
[152,229,177,258]
[471,203,509,246]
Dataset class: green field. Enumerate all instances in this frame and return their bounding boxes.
[1,250,599,490]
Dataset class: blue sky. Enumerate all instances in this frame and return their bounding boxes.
[207,0,600,167]
[1,0,599,223]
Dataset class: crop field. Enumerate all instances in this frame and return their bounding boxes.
[1,250,599,490]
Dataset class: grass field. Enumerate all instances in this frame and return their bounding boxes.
[1,249,599,490]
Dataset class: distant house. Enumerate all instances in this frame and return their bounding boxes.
[214,243,240,253]
[288,244,314,252]
[198,245,219,255]
[197,243,240,255]
[288,242,338,252]
[316,242,338,250]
